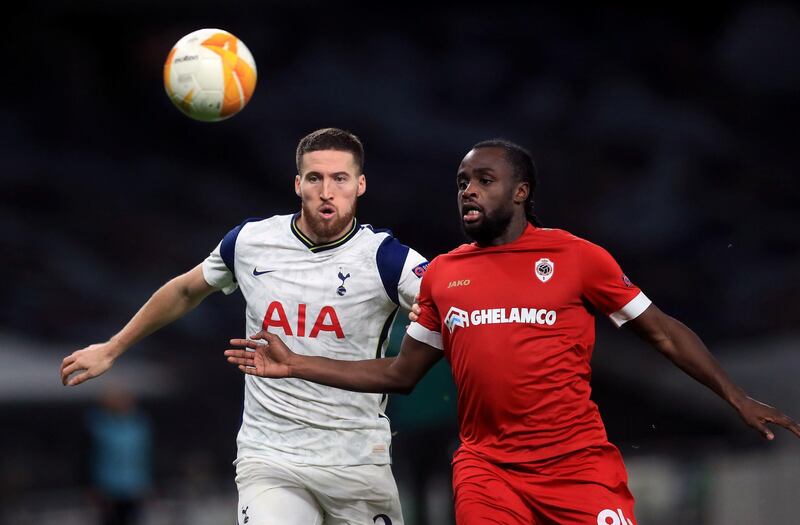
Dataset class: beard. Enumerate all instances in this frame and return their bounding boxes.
[461,206,514,246]
[301,200,357,242]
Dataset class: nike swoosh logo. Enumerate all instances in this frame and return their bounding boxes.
[253,268,276,276]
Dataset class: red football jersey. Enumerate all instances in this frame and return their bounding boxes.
[408,225,651,463]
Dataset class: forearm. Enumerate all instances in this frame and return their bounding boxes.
[110,268,214,357]
[229,332,441,393]
[289,355,412,394]
[627,306,799,440]
[62,266,217,387]
[652,316,747,409]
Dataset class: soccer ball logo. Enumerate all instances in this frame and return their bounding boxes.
[163,28,257,122]
[534,258,554,283]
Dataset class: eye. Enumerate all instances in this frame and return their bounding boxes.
[306,174,320,183]
[480,177,493,185]
[457,178,468,190]
[335,174,348,183]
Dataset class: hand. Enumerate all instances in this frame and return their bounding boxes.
[225,331,295,378]
[60,342,120,386]
[736,396,800,440]
[408,294,421,322]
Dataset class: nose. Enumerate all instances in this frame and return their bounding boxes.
[320,178,334,200]
[461,179,478,199]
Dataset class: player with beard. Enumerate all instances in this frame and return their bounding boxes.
[224,139,800,525]
[61,128,429,525]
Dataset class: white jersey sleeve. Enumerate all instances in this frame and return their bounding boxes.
[202,242,238,295]
[202,219,262,295]
[374,236,428,311]
[398,250,428,310]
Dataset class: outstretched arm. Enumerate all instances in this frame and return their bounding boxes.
[61,264,218,386]
[225,331,442,394]
[625,304,800,440]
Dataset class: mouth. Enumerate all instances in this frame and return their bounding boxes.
[318,204,337,220]
[461,202,483,224]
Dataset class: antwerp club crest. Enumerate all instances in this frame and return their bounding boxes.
[534,258,554,283]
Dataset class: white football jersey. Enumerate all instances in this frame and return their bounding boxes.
[202,214,428,466]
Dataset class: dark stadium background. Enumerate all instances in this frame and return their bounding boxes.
[2,2,799,524]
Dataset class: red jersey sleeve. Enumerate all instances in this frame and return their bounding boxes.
[580,240,651,327]
[406,258,443,349]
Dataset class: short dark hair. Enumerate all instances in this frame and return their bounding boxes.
[472,139,542,226]
[296,128,364,173]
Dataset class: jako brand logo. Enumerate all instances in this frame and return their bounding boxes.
[448,279,471,288]
[596,508,634,525]
[262,301,344,338]
[444,306,557,333]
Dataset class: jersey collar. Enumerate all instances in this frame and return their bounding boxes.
[291,212,360,253]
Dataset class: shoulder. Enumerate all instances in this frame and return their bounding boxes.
[447,242,475,255]
[238,214,290,234]
[532,227,610,255]
[536,226,588,245]
[428,240,479,261]
[218,215,288,266]
[357,224,421,258]
[226,214,292,243]
[357,223,397,245]
[550,231,621,274]
[369,227,423,270]
[358,225,427,303]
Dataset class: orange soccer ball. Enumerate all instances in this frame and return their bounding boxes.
[163,28,257,122]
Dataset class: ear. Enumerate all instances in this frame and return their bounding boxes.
[295,174,302,197]
[357,174,366,197]
[513,181,529,204]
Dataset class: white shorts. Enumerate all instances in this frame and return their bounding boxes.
[235,456,404,525]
